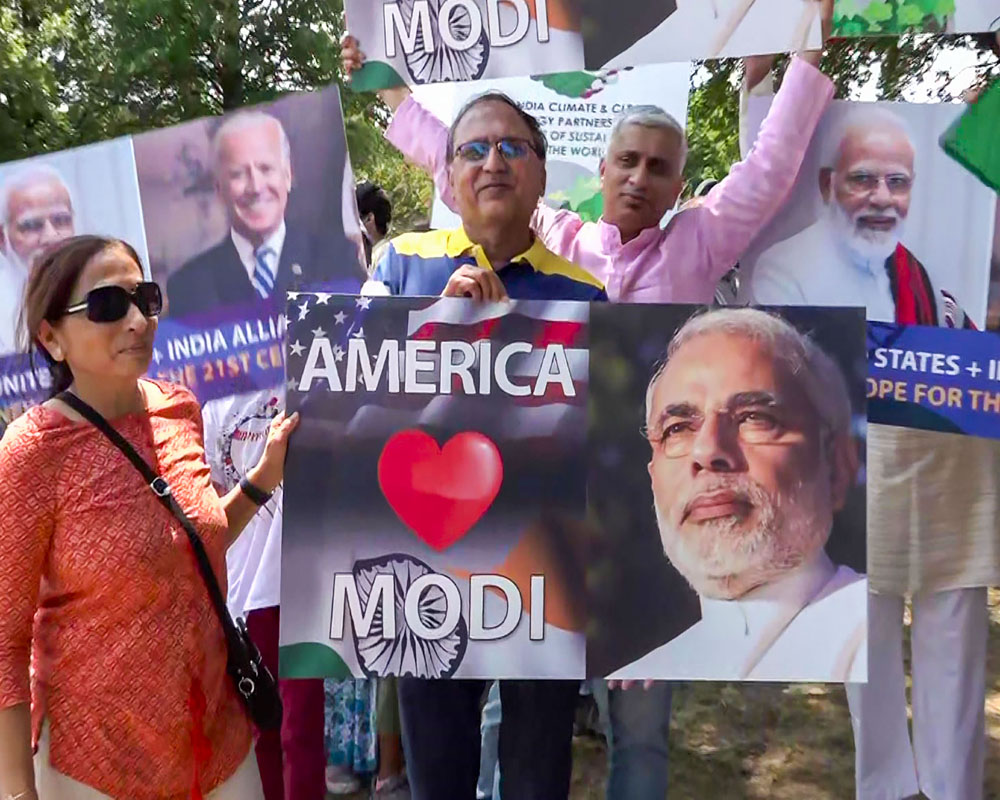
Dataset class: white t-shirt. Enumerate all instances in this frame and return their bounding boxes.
[202,387,285,618]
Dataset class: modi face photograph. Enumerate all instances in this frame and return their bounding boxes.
[0,138,149,357]
[741,99,997,328]
[586,305,868,682]
[133,87,366,323]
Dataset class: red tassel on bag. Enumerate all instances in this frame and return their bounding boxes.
[188,680,212,800]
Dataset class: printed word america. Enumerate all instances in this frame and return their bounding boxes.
[298,337,577,397]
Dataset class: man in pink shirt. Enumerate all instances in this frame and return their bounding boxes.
[343,38,832,309]
[342,6,834,796]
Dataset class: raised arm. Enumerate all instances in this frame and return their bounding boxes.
[693,53,833,283]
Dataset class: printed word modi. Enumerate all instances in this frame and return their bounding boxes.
[332,573,546,641]
[385,0,551,57]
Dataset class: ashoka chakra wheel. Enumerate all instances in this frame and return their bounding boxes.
[401,0,491,84]
[352,553,469,678]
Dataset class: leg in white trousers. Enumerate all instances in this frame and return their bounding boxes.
[34,719,266,800]
[846,587,988,800]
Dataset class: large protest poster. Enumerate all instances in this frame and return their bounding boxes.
[739,98,997,329]
[133,86,367,325]
[280,295,867,682]
[0,87,366,437]
[0,139,150,357]
[424,62,692,229]
[834,0,999,36]
[346,0,821,90]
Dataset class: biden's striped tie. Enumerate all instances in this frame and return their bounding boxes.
[253,246,275,299]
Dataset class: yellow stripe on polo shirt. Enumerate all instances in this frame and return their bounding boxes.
[390,227,604,291]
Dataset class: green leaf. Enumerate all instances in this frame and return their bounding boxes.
[531,71,600,99]
[861,0,893,24]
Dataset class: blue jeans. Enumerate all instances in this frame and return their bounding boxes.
[476,681,501,799]
[593,680,673,800]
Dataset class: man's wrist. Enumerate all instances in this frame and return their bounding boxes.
[797,49,823,68]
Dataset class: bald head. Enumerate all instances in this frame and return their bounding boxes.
[819,108,916,265]
[0,166,76,273]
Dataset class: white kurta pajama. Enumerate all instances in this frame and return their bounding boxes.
[735,76,997,799]
[847,425,998,800]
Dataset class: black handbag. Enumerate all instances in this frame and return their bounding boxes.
[58,390,283,730]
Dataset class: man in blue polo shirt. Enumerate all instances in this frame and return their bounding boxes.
[366,91,605,800]
[367,92,606,306]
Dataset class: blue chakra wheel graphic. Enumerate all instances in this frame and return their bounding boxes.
[351,553,468,678]
[400,0,491,84]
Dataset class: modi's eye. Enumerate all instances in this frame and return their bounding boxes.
[16,218,45,234]
[657,420,696,442]
[736,410,782,439]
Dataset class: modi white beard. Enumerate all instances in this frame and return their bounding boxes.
[826,200,906,272]
[6,248,32,278]
[654,477,831,600]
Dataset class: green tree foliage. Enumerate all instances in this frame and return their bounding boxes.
[1,1,995,226]
[0,0,432,228]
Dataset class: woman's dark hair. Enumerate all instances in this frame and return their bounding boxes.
[19,235,144,397]
[445,91,547,163]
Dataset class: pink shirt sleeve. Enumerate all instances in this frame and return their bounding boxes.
[686,56,834,283]
[0,418,56,710]
[385,96,583,247]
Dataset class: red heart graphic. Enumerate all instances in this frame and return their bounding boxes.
[377,429,504,552]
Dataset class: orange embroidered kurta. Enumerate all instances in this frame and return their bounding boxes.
[0,380,250,799]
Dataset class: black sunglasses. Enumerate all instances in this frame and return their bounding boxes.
[63,282,163,323]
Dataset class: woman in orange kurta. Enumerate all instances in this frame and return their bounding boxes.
[0,236,298,800]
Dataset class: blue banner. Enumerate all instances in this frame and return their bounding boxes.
[0,300,287,431]
[149,299,287,404]
[867,321,1000,440]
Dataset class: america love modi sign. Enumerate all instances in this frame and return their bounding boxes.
[278,295,870,682]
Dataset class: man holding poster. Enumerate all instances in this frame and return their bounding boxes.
[736,78,998,796]
[342,3,838,796]
[361,92,604,800]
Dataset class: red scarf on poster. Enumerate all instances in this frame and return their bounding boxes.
[886,243,977,330]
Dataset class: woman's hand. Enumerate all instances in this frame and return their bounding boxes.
[247,411,300,494]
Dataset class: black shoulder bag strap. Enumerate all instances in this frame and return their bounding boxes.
[57,389,283,729]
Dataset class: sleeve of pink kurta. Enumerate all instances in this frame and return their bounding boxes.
[689,57,834,282]
[0,420,55,710]
[385,95,582,246]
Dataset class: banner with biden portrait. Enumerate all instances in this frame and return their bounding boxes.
[278,296,868,682]
[0,86,366,436]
